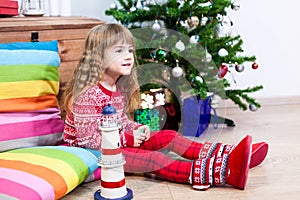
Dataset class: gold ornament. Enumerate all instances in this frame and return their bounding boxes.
[187,16,199,28]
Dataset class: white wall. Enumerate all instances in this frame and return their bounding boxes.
[70,0,116,22]
[71,0,300,99]
[228,0,300,98]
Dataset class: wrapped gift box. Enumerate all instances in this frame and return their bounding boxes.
[0,0,18,16]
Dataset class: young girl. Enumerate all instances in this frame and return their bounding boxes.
[62,24,268,190]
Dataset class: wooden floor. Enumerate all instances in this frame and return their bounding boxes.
[62,102,300,200]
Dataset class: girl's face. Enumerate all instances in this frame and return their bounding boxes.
[104,43,135,80]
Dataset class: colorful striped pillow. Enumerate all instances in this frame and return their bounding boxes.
[0,40,58,52]
[0,46,64,152]
[0,146,100,200]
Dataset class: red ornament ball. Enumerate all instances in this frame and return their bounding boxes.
[252,62,259,69]
[218,63,228,78]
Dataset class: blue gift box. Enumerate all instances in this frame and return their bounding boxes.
[183,95,211,137]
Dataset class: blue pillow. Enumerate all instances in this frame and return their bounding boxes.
[0,40,58,52]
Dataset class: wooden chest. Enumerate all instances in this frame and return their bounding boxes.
[0,16,105,93]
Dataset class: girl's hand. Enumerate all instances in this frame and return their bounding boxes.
[133,125,151,147]
[140,125,150,141]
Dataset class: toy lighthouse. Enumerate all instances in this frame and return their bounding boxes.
[94,104,133,200]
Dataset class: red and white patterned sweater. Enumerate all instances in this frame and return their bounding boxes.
[63,83,138,150]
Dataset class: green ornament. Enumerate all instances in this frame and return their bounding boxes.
[156,49,167,61]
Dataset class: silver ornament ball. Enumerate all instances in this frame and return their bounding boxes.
[152,20,161,31]
[155,0,168,6]
[110,3,117,9]
[175,40,185,52]
[172,66,183,77]
[216,14,223,22]
[195,76,203,83]
[143,6,150,11]
[133,21,141,27]
[232,1,241,11]
[249,104,258,111]
[130,6,137,12]
[218,48,228,57]
[189,35,199,44]
[235,64,245,72]
[200,17,208,26]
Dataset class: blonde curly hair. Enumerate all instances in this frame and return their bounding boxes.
[62,24,140,115]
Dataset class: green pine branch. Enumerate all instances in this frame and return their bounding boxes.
[225,85,264,110]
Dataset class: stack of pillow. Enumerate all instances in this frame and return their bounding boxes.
[0,41,100,199]
[0,40,64,151]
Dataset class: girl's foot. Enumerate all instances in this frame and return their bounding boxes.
[199,140,268,169]
[192,135,252,190]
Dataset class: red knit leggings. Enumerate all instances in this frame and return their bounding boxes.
[122,130,202,183]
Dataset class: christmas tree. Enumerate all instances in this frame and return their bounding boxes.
[105,0,263,111]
